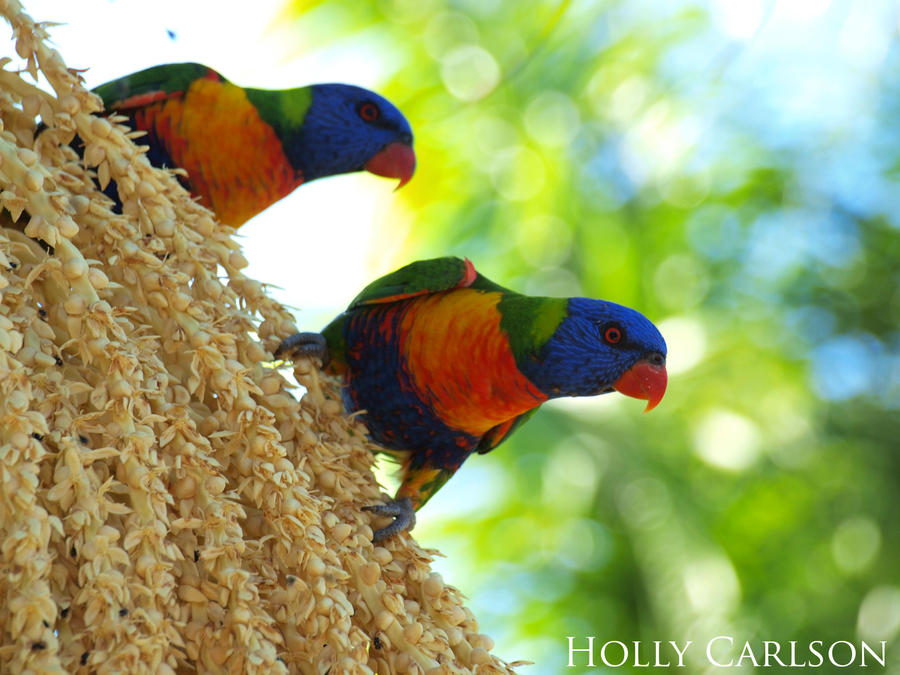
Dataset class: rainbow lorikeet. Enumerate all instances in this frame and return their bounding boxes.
[93,62,415,227]
[276,257,668,541]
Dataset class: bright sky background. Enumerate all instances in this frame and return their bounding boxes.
[39,0,414,329]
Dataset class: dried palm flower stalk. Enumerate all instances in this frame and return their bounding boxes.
[0,2,526,673]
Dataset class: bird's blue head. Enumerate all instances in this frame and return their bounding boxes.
[290,83,415,187]
[527,297,668,411]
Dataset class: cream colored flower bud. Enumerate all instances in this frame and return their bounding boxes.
[155,218,175,236]
[233,394,256,411]
[331,523,352,543]
[445,606,466,626]
[469,647,491,665]
[306,554,326,577]
[59,94,79,114]
[206,475,227,495]
[445,626,463,646]
[358,562,380,586]
[87,337,108,357]
[321,399,342,416]
[375,609,394,631]
[66,315,82,338]
[195,216,215,236]
[403,621,424,644]
[87,268,109,290]
[62,258,87,280]
[423,573,444,598]
[148,291,168,308]
[34,351,56,367]
[382,592,405,616]
[244,341,266,362]
[69,194,89,215]
[260,376,281,395]
[178,586,207,603]
[17,147,37,165]
[90,117,112,139]
[189,331,210,348]
[83,143,105,167]
[470,633,494,651]
[316,596,334,615]
[172,476,196,499]
[317,469,336,489]
[57,216,79,238]
[201,279,222,300]
[170,292,191,311]
[24,169,43,191]
[23,214,43,238]
[229,606,252,625]
[228,251,249,269]
[7,390,28,412]
[63,294,86,315]
[372,547,392,565]
[108,378,133,398]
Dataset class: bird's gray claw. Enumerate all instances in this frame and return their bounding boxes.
[275,332,330,367]
[364,497,416,542]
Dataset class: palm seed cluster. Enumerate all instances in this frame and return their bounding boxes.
[0,1,524,673]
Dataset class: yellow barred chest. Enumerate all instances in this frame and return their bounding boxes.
[398,291,547,436]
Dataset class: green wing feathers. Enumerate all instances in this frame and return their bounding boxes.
[348,256,478,308]
[475,409,539,455]
[94,62,222,110]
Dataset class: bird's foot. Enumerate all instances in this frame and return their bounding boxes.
[275,332,330,368]
[364,497,416,543]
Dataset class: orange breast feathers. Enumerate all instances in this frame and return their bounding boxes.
[131,79,301,226]
[398,290,548,437]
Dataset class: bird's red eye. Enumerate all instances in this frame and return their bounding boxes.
[604,326,622,344]
[359,102,380,122]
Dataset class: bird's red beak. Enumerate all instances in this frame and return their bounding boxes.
[365,142,416,190]
[613,359,668,413]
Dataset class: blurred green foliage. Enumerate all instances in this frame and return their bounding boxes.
[286,0,900,671]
